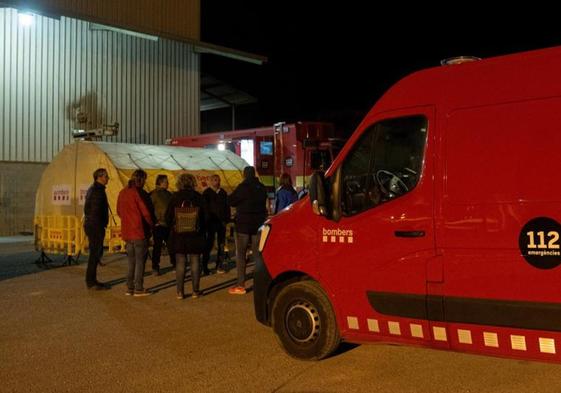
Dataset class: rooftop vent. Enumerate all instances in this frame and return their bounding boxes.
[441,56,482,66]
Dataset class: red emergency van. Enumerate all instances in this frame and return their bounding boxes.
[254,46,561,362]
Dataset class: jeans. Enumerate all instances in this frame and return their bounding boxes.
[235,233,259,287]
[202,220,226,272]
[152,225,175,270]
[85,226,105,286]
[126,239,148,291]
[175,253,200,295]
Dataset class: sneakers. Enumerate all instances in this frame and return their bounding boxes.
[191,291,201,299]
[125,289,134,296]
[228,286,246,295]
[176,292,184,300]
[216,268,226,274]
[133,289,152,297]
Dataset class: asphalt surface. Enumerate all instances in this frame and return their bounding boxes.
[2,239,561,392]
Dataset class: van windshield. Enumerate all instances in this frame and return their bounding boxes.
[340,115,427,216]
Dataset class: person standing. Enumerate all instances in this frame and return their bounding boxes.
[137,176,156,259]
[202,174,230,275]
[150,174,175,275]
[117,170,154,297]
[228,166,268,295]
[84,168,111,290]
[166,174,207,300]
[274,173,298,213]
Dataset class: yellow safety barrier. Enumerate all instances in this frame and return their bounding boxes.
[34,215,239,260]
[34,215,82,257]
[106,222,126,254]
[35,215,126,258]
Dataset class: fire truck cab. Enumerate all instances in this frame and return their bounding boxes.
[254,46,561,362]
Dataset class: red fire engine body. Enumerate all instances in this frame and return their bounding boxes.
[254,46,561,363]
[168,122,343,195]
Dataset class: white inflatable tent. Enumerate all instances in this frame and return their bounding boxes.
[34,141,248,257]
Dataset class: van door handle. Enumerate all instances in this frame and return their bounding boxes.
[394,230,425,238]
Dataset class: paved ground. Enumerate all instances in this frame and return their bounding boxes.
[0,236,62,281]
[2,240,561,392]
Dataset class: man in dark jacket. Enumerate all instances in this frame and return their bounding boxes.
[202,174,230,275]
[84,168,110,290]
[228,166,268,295]
[150,174,174,275]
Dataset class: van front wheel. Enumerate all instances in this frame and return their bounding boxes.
[271,281,340,360]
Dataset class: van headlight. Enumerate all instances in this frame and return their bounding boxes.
[258,224,271,252]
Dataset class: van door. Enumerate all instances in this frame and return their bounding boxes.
[319,107,436,343]
[440,99,561,357]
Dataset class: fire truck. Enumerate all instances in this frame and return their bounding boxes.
[168,122,344,195]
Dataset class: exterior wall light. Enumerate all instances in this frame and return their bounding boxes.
[18,12,34,27]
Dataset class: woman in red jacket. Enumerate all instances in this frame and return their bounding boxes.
[117,170,154,297]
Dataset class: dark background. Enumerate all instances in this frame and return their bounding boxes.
[201,4,560,136]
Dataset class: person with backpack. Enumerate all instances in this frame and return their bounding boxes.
[165,173,207,300]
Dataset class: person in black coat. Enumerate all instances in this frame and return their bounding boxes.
[165,173,207,299]
[202,174,230,275]
[227,166,268,294]
[83,168,110,290]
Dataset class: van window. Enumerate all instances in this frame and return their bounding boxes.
[341,116,427,216]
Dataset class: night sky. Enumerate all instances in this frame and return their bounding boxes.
[201,4,560,135]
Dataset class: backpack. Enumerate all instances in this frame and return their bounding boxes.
[174,200,200,234]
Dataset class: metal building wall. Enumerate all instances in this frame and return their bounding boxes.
[1,0,200,42]
[0,7,200,163]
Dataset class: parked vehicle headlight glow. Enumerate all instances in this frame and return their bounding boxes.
[258,224,271,252]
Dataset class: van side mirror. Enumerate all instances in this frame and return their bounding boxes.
[331,167,342,222]
[309,171,328,216]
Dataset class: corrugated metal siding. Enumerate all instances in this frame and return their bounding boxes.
[0,7,200,162]
[0,0,200,41]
